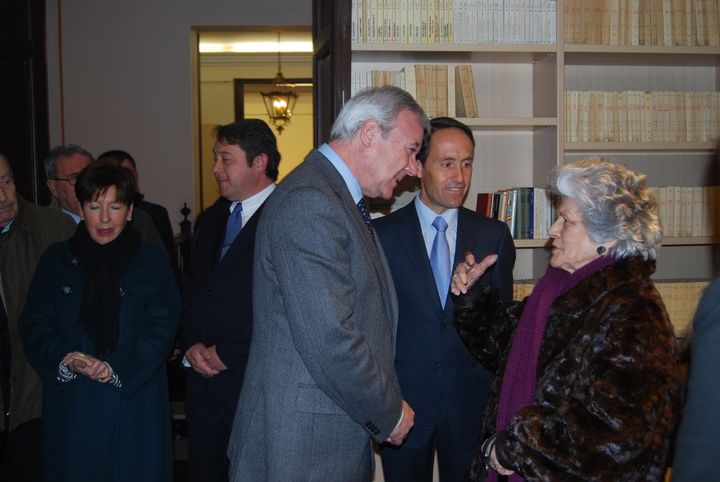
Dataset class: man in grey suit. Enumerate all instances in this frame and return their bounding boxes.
[227,86,430,481]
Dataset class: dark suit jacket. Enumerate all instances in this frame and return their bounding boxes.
[178,197,264,407]
[135,195,179,281]
[672,277,720,480]
[374,201,515,449]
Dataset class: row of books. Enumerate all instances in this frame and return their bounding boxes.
[650,185,720,237]
[476,187,558,240]
[564,90,720,143]
[513,279,710,334]
[564,0,720,46]
[351,64,479,117]
[655,280,710,334]
[477,185,720,240]
[351,0,558,44]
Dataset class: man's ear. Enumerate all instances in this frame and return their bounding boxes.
[415,159,424,179]
[46,179,59,198]
[359,118,381,148]
[253,153,269,173]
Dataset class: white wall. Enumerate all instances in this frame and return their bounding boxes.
[47,0,312,230]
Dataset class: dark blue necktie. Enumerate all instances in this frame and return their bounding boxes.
[221,203,243,258]
[430,216,450,308]
[357,198,375,240]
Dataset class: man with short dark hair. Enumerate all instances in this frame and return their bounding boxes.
[0,152,76,481]
[374,117,516,482]
[178,119,280,482]
[97,149,179,281]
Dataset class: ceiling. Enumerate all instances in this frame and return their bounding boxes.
[198,30,313,53]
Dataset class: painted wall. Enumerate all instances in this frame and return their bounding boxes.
[199,58,313,210]
[47,0,312,230]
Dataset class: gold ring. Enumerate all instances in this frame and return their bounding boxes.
[99,376,106,381]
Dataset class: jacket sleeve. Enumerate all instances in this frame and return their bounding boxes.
[452,282,524,374]
[499,290,680,481]
[19,248,79,392]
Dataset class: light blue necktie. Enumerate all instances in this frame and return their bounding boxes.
[221,203,243,258]
[430,216,450,308]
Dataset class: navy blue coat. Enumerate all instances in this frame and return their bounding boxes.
[19,240,180,482]
[672,277,720,480]
[374,202,515,449]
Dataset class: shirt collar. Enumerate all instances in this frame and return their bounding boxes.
[318,143,363,204]
[414,194,458,233]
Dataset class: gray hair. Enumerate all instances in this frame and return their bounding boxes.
[329,85,430,142]
[553,158,661,260]
[43,144,94,180]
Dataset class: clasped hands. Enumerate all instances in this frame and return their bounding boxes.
[63,352,113,383]
[185,343,227,377]
[450,253,499,296]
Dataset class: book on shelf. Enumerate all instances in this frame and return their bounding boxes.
[351,0,560,44]
[655,279,711,335]
[559,0,720,46]
[652,185,720,238]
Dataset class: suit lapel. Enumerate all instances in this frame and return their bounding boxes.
[391,203,445,311]
[306,152,399,329]
[213,202,264,273]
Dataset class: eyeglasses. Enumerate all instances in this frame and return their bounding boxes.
[53,174,80,185]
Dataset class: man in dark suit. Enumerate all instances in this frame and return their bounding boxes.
[227,86,429,481]
[374,117,516,481]
[178,119,280,482]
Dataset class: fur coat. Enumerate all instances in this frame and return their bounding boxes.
[454,257,680,481]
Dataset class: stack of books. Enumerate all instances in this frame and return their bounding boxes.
[351,64,478,118]
[564,0,720,46]
[352,0,557,45]
[476,187,557,240]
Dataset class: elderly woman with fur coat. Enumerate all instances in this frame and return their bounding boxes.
[451,158,680,482]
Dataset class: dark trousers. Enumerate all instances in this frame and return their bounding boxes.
[380,415,475,482]
[0,418,43,482]
[185,373,239,482]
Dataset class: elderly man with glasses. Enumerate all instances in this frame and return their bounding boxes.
[43,144,165,250]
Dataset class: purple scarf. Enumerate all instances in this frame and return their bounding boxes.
[489,254,618,482]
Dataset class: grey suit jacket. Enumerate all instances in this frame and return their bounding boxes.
[228,149,403,481]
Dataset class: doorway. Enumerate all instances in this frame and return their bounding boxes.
[196,28,313,211]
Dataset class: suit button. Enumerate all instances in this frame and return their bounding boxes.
[205,290,213,296]
[436,363,443,372]
[440,323,449,330]
[201,325,210,332]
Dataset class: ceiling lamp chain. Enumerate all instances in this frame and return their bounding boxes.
[260,32,299,135]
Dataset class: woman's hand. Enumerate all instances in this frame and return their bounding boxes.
[486,444,515,477]
[450,253,498,295]
[62,352,113,383]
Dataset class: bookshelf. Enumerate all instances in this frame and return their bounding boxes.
[312,0,720,305]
